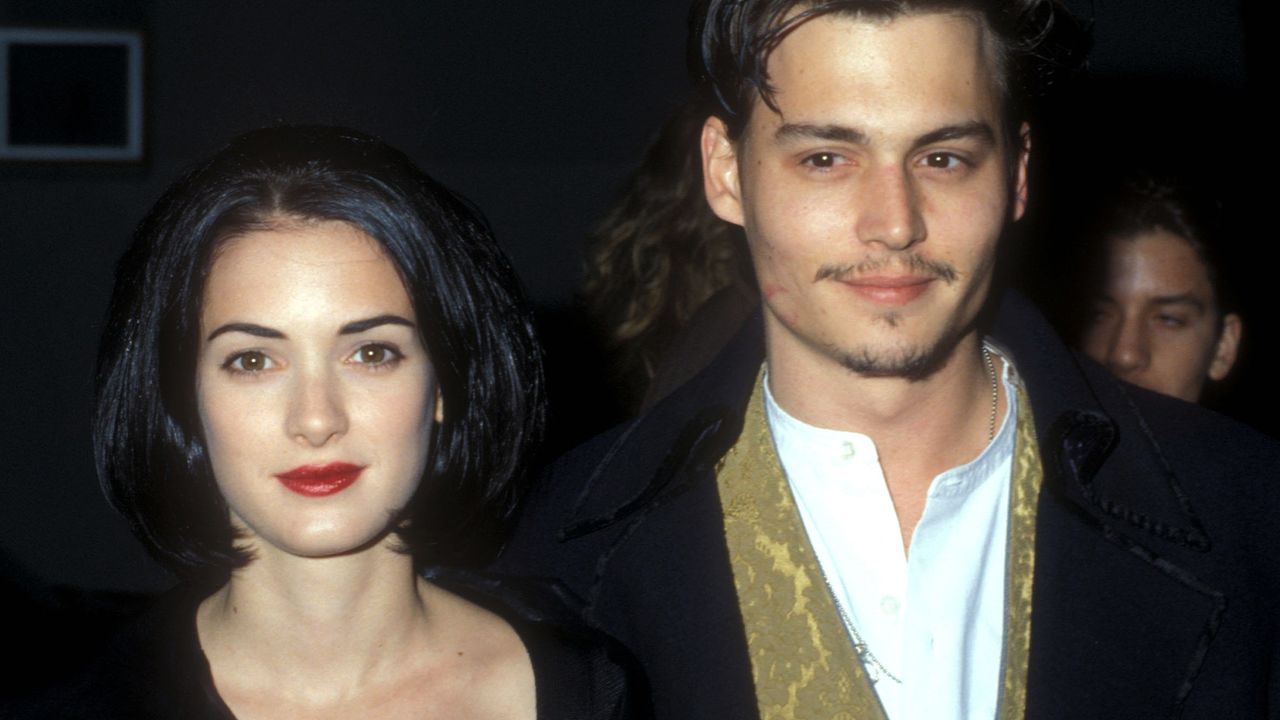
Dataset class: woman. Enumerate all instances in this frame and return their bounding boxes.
[26,126,644,718]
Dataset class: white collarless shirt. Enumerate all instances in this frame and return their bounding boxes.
[763,356,1019,720]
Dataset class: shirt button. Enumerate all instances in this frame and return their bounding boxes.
[841,441,856,460]
[880,595,900,615]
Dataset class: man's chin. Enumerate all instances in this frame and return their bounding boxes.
[834,341,954,381]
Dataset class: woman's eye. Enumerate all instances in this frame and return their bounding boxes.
[223,351,274,374]
[348,343,403,368]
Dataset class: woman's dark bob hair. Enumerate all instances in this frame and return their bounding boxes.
[94,126,545,578]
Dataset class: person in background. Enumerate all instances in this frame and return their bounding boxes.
[581,98,756,413]
[1078,177,1241,403]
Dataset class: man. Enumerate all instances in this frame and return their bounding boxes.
[500,2,1280,718]
[1078,179,1242,403]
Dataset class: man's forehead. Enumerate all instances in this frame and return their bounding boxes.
[749,11,1006,136]
[771,9,1001,75]
[1105,231,1217,304]
[792,8,1001,72]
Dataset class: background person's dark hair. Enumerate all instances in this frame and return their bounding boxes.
[1088,175,1233,312]
[688,0,1084,159]
[1062,173,1237,344]
[581,97,754,412]
[94,126,545,582]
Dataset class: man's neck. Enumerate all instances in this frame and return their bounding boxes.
[765,324,1005,548]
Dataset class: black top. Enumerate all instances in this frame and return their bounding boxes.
[8,570,650,719]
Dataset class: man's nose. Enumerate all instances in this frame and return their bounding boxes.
[1107,317,1150,377]
[855,165,925,251]
[285,367,348,447]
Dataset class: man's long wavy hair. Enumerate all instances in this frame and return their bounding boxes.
[581,99,754,408]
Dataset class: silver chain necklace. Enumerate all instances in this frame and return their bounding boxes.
[817,344,999,685]
[982,344,998,442]
[819,570,903,685]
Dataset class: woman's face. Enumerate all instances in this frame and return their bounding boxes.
[196,219,439,560]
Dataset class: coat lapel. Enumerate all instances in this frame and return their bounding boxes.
[995,293,1225,718]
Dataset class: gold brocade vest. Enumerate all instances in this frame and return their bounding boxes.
[715,370,1043,720]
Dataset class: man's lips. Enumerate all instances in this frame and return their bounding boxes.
[839,275,935,305]
[274,462,365,497]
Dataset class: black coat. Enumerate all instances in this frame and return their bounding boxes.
[500,292,1280,720]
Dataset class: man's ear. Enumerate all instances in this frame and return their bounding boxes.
[1208,312,1242,382]
[1012,122,1031,221]
[701,116,745,226]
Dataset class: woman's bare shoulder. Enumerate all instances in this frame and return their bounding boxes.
[408,580,537,720]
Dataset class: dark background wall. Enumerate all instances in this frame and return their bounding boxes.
[0,0,1264,594]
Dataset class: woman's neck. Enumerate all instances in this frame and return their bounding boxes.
[196,541,437,706]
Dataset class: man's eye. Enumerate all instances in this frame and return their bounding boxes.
[348,343,403,368]
[922,152,963,169]
[1156,314,1188,328]
[223,351,274,374]
[803,152,843,169]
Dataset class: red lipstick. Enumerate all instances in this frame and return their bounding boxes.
[841,276,934,305]
[275,462,364,497]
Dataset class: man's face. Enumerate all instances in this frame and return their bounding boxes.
[702,12,1026,379]
[1081,229,1240,402]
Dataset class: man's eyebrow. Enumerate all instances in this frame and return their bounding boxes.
[775,123,868,145]
[339,314,416,335]
[206,323,285,342]
[913,121,996,150]
[774,121,996,150]
[1150,294,1207,312]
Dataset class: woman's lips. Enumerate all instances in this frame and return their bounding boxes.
[840,276,934,305]
[275,462,365,497]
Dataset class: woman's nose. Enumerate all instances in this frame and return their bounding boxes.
[286,368,348,447]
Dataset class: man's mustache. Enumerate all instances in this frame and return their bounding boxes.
[814,254,958,284]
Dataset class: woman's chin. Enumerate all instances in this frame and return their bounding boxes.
[238,523,399,563]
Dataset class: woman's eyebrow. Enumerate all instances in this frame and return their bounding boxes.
[206,322,285,342]
[205,315,415,341]
[339,314,416,335]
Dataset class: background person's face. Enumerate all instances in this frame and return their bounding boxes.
[1081,229,1240,402]
[703,12,1026,379]
[196,219,438,560]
